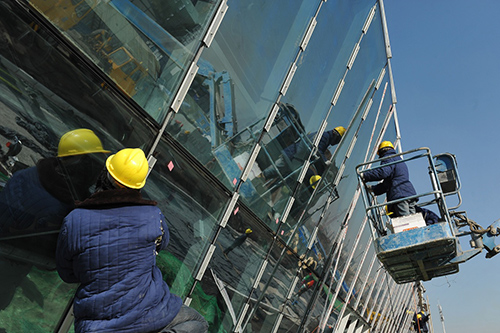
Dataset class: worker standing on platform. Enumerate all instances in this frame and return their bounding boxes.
[362,141,417,217]
[56,148,208,333]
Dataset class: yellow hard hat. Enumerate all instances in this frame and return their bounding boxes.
[58,129,110,157]
[106,148,149,189]
[334,126,346,137]
[245,228,253,234]
[310,175,321,189]
[378,141,394,154]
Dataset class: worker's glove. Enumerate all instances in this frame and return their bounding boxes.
[366,185,374,193]
[324,160,332,166]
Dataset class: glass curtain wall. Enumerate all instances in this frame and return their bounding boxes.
[0,0,417,332]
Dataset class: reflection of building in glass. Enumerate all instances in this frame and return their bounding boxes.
[0,1,421,332]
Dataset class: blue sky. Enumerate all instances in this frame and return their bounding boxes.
[384,1,500,332]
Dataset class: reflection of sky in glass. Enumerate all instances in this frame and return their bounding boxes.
[281,0,375,133]
[328,3,387,129]
[202,1,318,129]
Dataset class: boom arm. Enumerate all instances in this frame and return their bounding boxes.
[451,212,500,259]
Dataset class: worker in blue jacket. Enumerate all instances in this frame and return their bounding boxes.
[362,141,417,217]
[263,126,345,182]
[0,129,109,312]
[56,148,208,333]
[0,128,109,236]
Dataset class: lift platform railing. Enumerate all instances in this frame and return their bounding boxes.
[434,153,462,210]
[356,147,455,240]
[354,147,473,283]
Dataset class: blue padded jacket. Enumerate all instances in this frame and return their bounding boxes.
[56,190,182,333]
[363,148,417,201]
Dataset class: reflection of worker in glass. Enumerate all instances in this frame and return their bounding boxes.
[0,128,109,236]
[362,141,417,217]
[224,228,252,255]
[262,126,345,183]
[0,129,108,312]
[56,148,208,333]
[412,310,429,333]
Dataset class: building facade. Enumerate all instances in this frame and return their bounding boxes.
[0,0,419,332]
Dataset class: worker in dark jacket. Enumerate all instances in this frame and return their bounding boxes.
[0,129,108,313]
[56,148,208,333]
[224,228,252,255]
[362,141,417,217]
[263,126,345,181]
[412,310,429,333]
[0,128,109,236]
[416,206,440,225]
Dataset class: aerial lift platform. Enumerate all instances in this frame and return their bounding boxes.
[357,147,500,283]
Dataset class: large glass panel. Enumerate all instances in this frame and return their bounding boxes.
[147,136,229,299]
[314,88,374,264]
[26,0,221,122]
[245,0,377,229]
[193,208,271,332]
[283,0,377,131]
[242,242,299,332]
[172,0,319,191]
[0,3,156,330]
[327,2,386,128]
[351,244,377,313]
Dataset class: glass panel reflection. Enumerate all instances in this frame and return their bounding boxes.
[147,137,229,299]
[194,208,271,332]
[0,3,156,330]
[172,0,319,190]
[27,0,221,122]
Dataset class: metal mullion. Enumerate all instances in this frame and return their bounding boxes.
[371,279,392,331]
[361,264,382,317]
[316,227,350,331]
[395,285,413,332]
[202,0,228,47]
[184,192,238,301]
[366,272,386,322]
[146,41,206,158]
[381,284,403,333]
[378,0,392,59]
[374,278,396,332]
[353,251,377,310]
[382,283,404,333]
[387,285,409,333]
[400,288,417,333]
[393,285,412,333]
[334,237,371,331]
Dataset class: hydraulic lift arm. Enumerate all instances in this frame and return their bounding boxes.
[451,211,500,259]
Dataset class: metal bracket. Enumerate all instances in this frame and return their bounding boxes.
[264,103,280,132]
[362,5,376,34]
[195,244,216,280]
[171,62,199,112]
[331,79,345,105]
[300,17,317,51]
[241,144,261,182]
[219,193,240,228]
[347,43,360,69]
[203,0,228,48]
[280,63,297,96]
